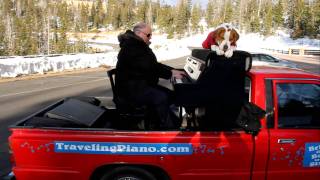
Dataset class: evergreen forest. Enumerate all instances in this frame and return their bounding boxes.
[0,0,319,56]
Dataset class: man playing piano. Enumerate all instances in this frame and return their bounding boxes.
[115,22,185,129]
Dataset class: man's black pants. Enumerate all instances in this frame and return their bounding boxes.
[132,85,178,129]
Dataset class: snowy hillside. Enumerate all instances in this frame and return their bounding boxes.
[0,29,319,78]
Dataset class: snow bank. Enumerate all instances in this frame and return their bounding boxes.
[0,52,118,77]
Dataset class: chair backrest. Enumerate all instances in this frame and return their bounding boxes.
[107,68,142,110]
[106,68,149,130]
[107,68,117,99]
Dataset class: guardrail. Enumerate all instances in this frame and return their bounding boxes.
[263,48,320,56]
[263,48,290,54]
[304,49,320,56]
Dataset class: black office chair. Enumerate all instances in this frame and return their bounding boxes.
[107,69,150,130]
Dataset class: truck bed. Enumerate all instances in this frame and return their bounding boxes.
[12,97,122,130]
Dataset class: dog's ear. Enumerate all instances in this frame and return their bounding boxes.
[230,29,239,42]
[214,27,226,41]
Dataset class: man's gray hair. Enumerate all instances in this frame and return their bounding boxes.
[133,22,148,33]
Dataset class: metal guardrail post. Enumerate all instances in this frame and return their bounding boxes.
[299,48,304,55]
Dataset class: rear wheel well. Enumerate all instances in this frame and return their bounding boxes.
[90,164,170,180]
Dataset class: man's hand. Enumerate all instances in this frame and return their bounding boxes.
[171,69,186,79]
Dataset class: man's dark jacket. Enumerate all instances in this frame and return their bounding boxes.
[115,30,173,100]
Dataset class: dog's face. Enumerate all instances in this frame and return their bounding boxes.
[212,25,239,52]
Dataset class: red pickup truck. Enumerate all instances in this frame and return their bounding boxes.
[8,65,320,180]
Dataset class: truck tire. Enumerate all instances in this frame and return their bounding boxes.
[100,166,157,180]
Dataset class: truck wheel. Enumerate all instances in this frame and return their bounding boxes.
[100,166,157,180]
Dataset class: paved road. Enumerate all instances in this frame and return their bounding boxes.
[274,54,320,74]
[0,55,318,178]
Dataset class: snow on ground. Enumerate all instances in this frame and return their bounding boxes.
[151,32,207,61]
[0,52,118,77]
[237,31,320,52]
[0,29,319,78]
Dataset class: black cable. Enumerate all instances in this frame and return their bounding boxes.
[264,129,271,180]
[249,134,256,180]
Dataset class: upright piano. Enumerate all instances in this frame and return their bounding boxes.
[173,49,252,130]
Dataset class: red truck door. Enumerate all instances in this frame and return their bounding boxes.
[167,131,255,180]
[267,79,320,180]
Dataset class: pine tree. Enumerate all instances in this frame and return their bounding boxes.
[305,0,319,37]
[285,0,309,38]
[291,0,306,38]
[136,0,148,22]
[185,0,192,34]
[28,0,41,55]
[175,0,188,36]
[302,3,313,37]
[273,0,284,29]
[80,3,89,32]
[89,1,96,29]
[38,0,49,55]
[231,0,241,30]
[112,1,122,29]
[223,0,233,23]
[313,0,320,36]
[3,0,15,55]
[191,3,201,33]
[106,0,115,25]
[154,0,161,25]
[11,0,40,55]
[94,0,105,28]
[146,0,153,25]
[286,0,295,29]
[0,21,6,55]
[185,0,192,21]
[234,0,245,32]
[127,0,136,26]
[156,5,174,34]
[0,0,11,55]
[12,0,24,55]
[245,0,260,32]
[0,0,8,55]
[205,0,214,28]
[120,0,136,29]
[55,2,70,53]
[263,1,273,35]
